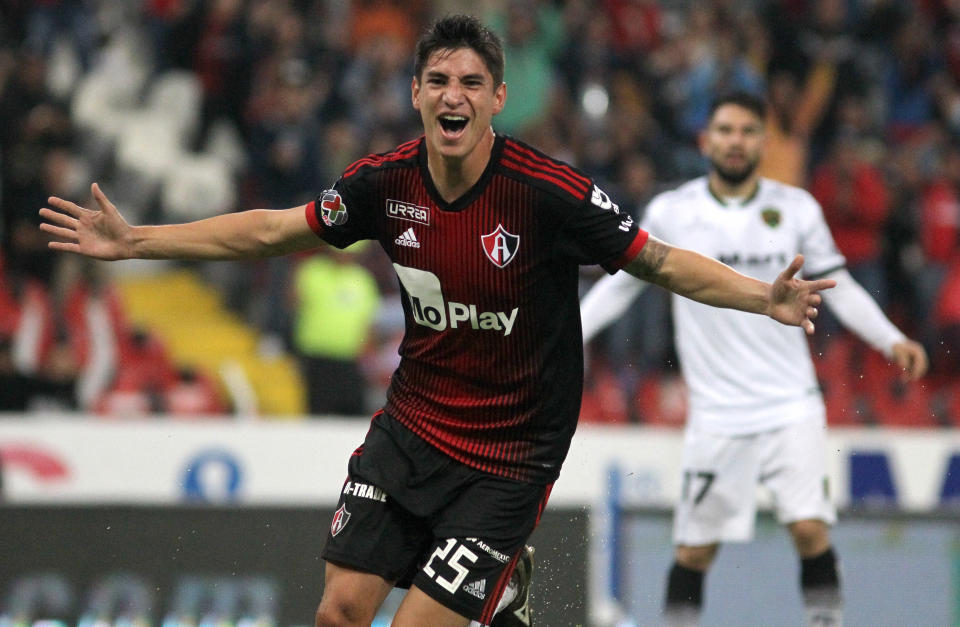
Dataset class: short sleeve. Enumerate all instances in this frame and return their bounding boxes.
[556,182,648,273]
[305,174,376,249]
[797,190,846,277]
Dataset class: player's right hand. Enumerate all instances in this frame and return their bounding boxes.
[891,339,928,382]
[40,183,132,260]
[768,254,837,335]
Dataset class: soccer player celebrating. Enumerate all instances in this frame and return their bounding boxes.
[581,91,929,626]
[41,19,835,627]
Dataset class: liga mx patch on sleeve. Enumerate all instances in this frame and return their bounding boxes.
[319,190,348,227]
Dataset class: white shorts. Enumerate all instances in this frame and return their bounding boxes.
[672,418,836,546]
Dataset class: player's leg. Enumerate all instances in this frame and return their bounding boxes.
[665,543,719,627]
[392,585,473,627]
[403,477,550,627]
[315,562,395,626]
[762,419,842,627]
[664,428,760,626]
[318,423,436,627]
[789,519,842,626]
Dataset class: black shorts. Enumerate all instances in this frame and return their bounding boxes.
[321,411,553,623]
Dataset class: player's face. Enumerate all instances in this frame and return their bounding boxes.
[412,47,506,163]
[701,104,765,186]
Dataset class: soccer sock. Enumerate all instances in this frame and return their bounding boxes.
[801,547,843,626]
[467,580,516,627]
[663,562,704,627]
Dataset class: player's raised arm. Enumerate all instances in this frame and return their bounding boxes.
[40,182,323,261]
[624,236,836,334]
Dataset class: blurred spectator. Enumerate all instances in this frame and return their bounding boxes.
[165,366,229,416]
[810,134,891,307]
[0,335,34,411]
[882,142,932,330]
[676,7,764,140]
[789,0,868,163]
[0,52,74,284]
[603,0,663,58]
[292,246,381,416]
[488,0,564,136]
[188,0,253,147]
[24,0,98,71]
[758,56,838,186]
[881,11,941,142]
[935,259,960,376]
[96,327,179,417]
[913,139,960,341]
[338,6,417,137]
[249,58,322,207]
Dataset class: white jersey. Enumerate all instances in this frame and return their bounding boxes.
[642,177,845,435]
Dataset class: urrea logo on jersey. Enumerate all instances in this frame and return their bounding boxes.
[319,190,348,227]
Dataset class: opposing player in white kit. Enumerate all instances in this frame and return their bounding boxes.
[580,92,929,626]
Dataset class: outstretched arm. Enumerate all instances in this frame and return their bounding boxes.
[821,268,928,381]
[624,236,836,334]
[580,270,647,343]
[40,183,322,261]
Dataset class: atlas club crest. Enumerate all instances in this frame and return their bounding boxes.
[330,504,351,536]
[480,224,519,268]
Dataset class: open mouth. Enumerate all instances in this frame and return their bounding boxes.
[438,114,469,134]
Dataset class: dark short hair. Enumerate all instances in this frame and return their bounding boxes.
[709,91,767,121]
[414,14,505,88]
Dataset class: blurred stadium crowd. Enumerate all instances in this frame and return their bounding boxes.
[1,0,959,425]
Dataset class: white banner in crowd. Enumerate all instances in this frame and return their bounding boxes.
[1,416,960,511]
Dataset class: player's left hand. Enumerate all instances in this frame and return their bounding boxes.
[767,254,837,335]
[891,340,928,382]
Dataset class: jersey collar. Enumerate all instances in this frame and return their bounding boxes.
[706,178,761,209]
[419,134,505,213]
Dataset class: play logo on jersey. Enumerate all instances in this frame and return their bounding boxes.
[319,190,348,227]
[330,504,351,537]
[393,263,519,336]
[480,224,519,268]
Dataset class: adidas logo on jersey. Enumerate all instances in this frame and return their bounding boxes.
[462,578,487,600]
[395,227,421,248]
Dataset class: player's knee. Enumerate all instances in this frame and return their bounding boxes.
[315,598,371,627]
[674,544,718,571]
[789,519,830,557]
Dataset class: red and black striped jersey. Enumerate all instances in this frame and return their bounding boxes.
[306,134,647,482]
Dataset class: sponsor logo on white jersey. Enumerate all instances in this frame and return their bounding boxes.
[462,578,487,600]
[393,264,519,336]
[386,199,430,225]
[395,227,421,248]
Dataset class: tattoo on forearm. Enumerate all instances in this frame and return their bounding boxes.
[626,237,670,283]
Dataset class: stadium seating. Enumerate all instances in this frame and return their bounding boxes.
[115,269,306,417]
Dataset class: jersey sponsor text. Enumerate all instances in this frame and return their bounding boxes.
[394,263,519,336]
[387,199,430,225]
